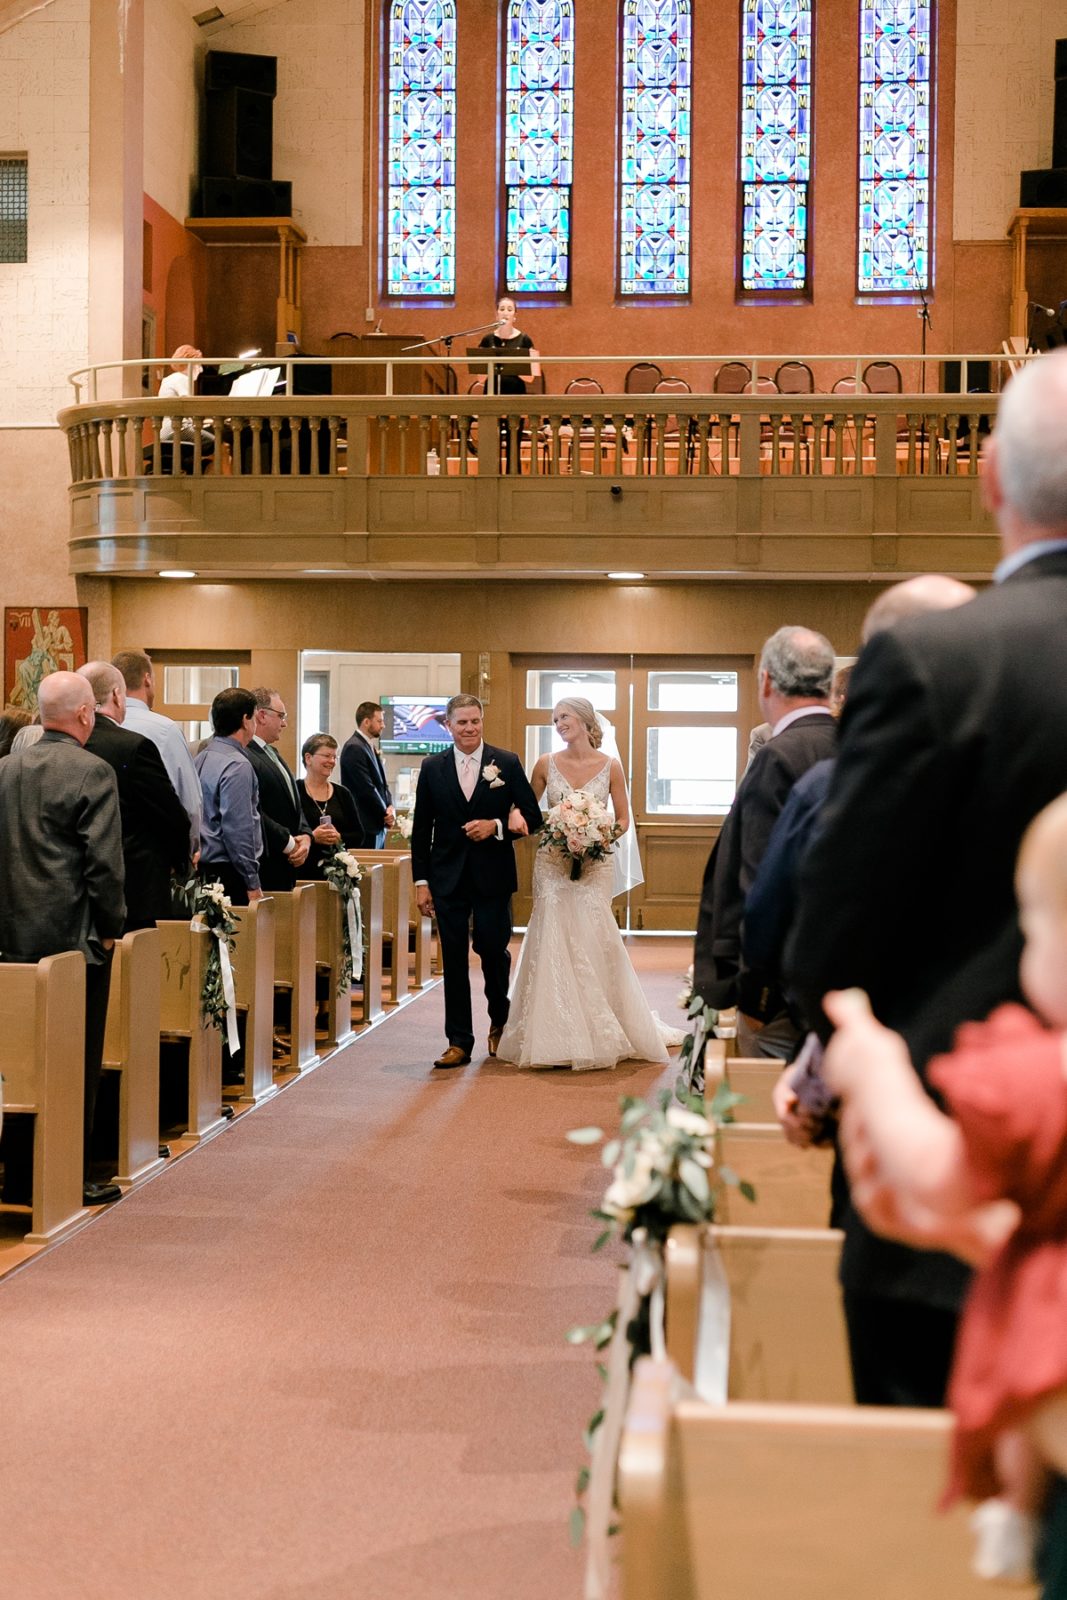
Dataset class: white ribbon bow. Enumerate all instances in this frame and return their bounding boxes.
[345,889,364,983]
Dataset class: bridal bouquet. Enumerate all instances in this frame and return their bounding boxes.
[539,790,621,881]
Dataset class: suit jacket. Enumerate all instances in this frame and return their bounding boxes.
[86,713,191,929]
[245,738,307,892]
[693,711,837,1013]
[410,744,542,900]
[339,731,393,846]
[786,548,1067,1306]
[0,730,125,963]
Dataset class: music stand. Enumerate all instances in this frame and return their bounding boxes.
[466,347,531,392]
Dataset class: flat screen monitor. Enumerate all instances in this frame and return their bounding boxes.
[380,695,452,755]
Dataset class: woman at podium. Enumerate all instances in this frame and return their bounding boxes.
[476,296,541,395]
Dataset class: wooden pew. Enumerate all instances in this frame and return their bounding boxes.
[715,1123,834,1229]
[665,1223,852,1403]
[304,878,354,1053]
[409,879,434,990]
[102,927,166,1189]
[228,897,277,1104]
[157,921,226,1142]
[352,849,412,1002]
[723,1056,781,1123]
[0,952,89,1243]
[618,1358,999,1600]
[269,885,319,1072]
[353,862,385,1026]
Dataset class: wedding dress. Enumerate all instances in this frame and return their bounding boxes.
[497,756,684,1071]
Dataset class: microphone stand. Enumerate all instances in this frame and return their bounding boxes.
[915,270,932,473]
[401,321,505,458]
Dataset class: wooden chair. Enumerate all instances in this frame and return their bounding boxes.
[0,951,89,1243]
[654,376,696,473]
[715,1123,834,1228]
[353,861,385,1026]
[102,927,166,1189]
[618,1359,993,1600]
[352,850,411,1003]
[303,879,354,1052]
[624,361,662,394]
[156,920,227,1141]
[712,360,751,394]
[774,359,815,394]
[228,897,277,1104]
[269,885,320,1072]
[665,1223,852,1402]
[862,358,903,393]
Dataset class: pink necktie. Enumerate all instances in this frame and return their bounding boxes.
[460,754,476,800]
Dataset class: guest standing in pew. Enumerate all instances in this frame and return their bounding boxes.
[692,625,837,1061]
[245,687,311,891]
[296,733,362,878]
[340,701,395,849]
[195,687,263,907]
[78,662,192,930]
[784,347,1067,1412]
[0,672,125,1207]
[112,649,203,868]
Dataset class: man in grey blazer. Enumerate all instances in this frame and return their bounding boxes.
[0,672,126,1205]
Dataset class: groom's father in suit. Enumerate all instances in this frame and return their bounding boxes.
[340,701,395,847]
[246,688,311,891]
[412,694,543,1069]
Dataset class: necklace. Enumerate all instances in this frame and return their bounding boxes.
[306,782,332,816]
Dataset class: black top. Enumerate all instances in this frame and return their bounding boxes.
[478,331,534,395]
[297,779,363,878]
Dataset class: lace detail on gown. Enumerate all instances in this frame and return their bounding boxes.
[496,756,680,1071]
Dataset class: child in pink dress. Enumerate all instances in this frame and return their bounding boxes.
[823,792,1067,1586]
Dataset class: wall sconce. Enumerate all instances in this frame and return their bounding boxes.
[478,650,491,706]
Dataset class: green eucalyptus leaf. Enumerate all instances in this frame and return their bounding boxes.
[739,1180,758,1204]
[601,1139,621,1167]
[591,1229,613,1252]
[569,1505,586,1548]
[576,1466,590,1495]
[679,1157,710,1205]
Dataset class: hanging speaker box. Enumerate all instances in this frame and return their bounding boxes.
[204,50,277,97]
[198,176,292,218]
[204,87,274,181]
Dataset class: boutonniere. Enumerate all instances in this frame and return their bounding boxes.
[482,761,505,790]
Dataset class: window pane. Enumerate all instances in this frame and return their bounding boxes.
[176,719,213,747]
[620,0,691,297]
[163,664,239,703]
[525,669,616,710]
[740,0,812,293]
[525,722,559,770]
[857,0,932,293]
[647,726,737,813]
[648,670,738,712]
[0,156,28,263]
[386,1,457,296]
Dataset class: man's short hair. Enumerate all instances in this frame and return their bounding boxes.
[356,701,382,726]
[252,686,279,711]
[78,660,124,708]
[112,649,153,690]
[759,626,834,700]
[211,687,257,737]
[446,694,482,720]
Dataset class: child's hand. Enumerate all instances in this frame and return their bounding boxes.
[822,987,910,1095]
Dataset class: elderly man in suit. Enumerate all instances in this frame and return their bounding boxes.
[0,671,125,1206]
[785,347,1067,1412]
[245,687,311,892]
[411,694,542,1069]
[79,661,192,928]
[693,624,837,1060]
[340,700,395,848]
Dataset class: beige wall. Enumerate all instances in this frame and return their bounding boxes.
[143,0,203,225]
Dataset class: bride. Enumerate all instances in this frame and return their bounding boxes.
[496,696,682,1071]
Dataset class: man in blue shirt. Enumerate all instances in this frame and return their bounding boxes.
[195,687,263,906]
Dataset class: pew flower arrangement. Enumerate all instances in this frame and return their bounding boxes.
[675,990,722,1102]
[566,1089,750,1594]
[539,790,621,881]
[176,876,239,1042]
[321,846,364,991]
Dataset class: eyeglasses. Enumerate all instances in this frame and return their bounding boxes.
[264,707,287,720]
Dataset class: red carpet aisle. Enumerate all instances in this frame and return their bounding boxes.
[0,939,690,1600]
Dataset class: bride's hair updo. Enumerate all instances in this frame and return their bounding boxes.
[554,696,603,749]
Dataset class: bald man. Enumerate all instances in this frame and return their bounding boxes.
[80,661,191,929]
[0,671,125,1206]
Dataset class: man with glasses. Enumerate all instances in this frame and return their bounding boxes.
[246,687,311,892]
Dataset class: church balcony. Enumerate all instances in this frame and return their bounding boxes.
[58,355,1004,583]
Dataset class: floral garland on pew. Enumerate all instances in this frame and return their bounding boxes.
[321,847,364,992]
[176,876,240,1053]
[567,1067,751,1600]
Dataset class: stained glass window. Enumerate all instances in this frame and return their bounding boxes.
[858,0,932,293]
[505,1,574,295]
[619,1,691,297]
[386,1,456,297]
[740,0,811,293]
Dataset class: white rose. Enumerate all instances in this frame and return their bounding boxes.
[666,1106,712,1139]
[604,1149,661,1211]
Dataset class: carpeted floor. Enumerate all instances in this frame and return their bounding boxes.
[0,937,691,1600]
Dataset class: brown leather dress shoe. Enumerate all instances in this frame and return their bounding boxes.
[487,1026,503,1058]
[433,1045,471,1069]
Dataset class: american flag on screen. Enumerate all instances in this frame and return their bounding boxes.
[391,702,447,738]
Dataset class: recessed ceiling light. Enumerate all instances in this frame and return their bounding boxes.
[607,571,645,580]
[158,569,197,579]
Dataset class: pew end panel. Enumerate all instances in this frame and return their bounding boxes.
[715,1124,835,1229]
[619,1359,1006,1600]
[0,952,90,1243]
[156,921,226,1142]
[354,864,385,1026]
[723,1056,781,1122]
[103,927,165,1188]
[303,879,354,1052]
[229,897,278,1105]
[352,850,412,1002]
[269,885,320,1073]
